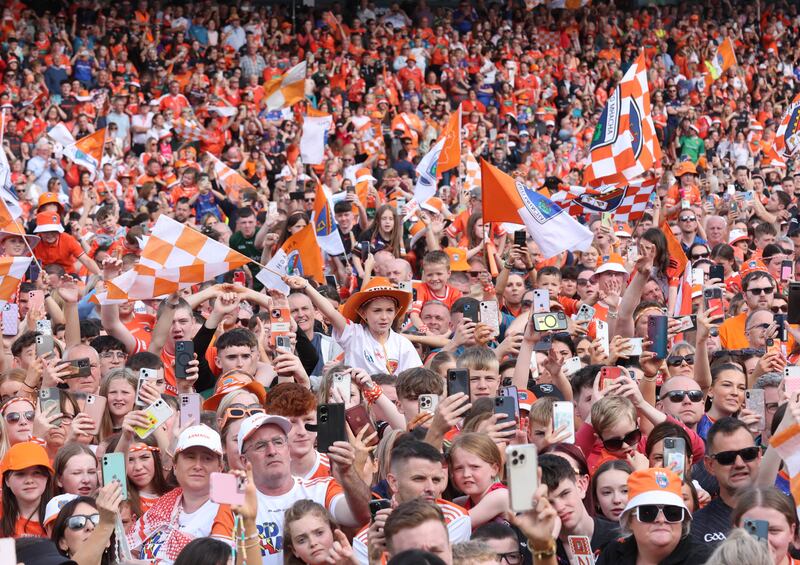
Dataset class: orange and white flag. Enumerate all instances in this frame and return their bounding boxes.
[463,150,481,196]
[0,256,32,301]
[255,223,324,294]
[264,61,307,111]
[172,118,206,142]
[63,129,105,172]
[414,105,462,203]
[207,153,254,203]
[106,215,251,300]
[704,38,736,88]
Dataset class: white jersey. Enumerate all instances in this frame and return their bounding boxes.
[252,476,345,564]
[334,322,422,375]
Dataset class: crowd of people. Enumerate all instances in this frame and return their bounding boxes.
[2,0,800,564]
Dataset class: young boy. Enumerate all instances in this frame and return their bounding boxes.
[409,250,463,330]
[394,367,444,426]
[457,346,500,400]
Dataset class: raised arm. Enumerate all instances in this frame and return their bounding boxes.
[285,276,348,335]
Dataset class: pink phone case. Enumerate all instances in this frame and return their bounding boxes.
[209,472,246,506]
[84,395,107,435]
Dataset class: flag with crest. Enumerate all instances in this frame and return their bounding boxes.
[550,178,657,223]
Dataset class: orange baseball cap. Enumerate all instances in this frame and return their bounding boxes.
[443,247,470,271]
[674,161,697,177]
[0,442,54,478]
[594,253,627,275]
[622,468,688,519]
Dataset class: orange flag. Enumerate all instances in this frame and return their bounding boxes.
[661,221,688,280]
[704,38,736,88]
[63,129,105,172]
[207,153,254,203]
[436,105,462,175]
[255,223,324,294]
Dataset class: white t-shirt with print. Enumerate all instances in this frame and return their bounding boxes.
[334,322,422,375]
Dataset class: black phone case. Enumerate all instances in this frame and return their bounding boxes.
[789,283,800,324]
[175,341,194,379]
[493,396,517,427]
[709,265,724,281]
[316,403,346,453]
[447,369,470,397]
[462,302,479,323]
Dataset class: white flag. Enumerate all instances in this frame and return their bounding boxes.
[300,115,333,165]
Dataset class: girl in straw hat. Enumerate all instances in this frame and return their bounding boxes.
[284,276,422,375]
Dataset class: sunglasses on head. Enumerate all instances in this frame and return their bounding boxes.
[666,354,694,367]
[635,504,684,523]
[601,429,641,451]
[66,514,100,530]
[662,390,704,403]
[710,446,760,465]
[5,410,34,424]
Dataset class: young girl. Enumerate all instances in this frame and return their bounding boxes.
[286,276,422,375]
[99,368,138,439]
[54,442,99,496]
[448,432,509,528]
[591,460,632,521]
[0,441,54,537]
[283,499,356,565]
[697,363,748,440]
[733,487,798,565]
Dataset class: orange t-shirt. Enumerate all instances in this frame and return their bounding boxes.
[33,233,84,273]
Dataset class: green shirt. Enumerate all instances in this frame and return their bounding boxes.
[679,135,704,163]
[229,231,262,289]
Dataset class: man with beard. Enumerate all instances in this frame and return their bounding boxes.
[719,270,774,349]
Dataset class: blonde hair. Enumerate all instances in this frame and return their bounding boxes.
[283,500,337,565]
[704,528,771,565]
[98,368,137,441]
[591,396,637,437]
[452,540,501,565]
[457,346,499,373]
[448,432,503,479]
[529,397,556,427]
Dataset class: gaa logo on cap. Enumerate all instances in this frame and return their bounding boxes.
[655,471,669,489]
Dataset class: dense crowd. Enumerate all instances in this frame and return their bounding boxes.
[3,0,800,565]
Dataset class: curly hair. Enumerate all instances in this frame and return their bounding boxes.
[263,382,316,417]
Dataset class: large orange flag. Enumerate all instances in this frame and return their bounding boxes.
[436,105,462,175]
[660,221,688,280]
[255,223,324,294]
[704,38,736,88]
[207,153,254,203]
[63,129,105,172]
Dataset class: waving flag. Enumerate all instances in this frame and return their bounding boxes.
[551,178,657,223]
[312,184,345,255]
[773,93,800,162]
[207,153,254,203]
[583,52,661,189]
[414,106,462,204]
[481,159,593,258]
[264,61,307,111]
[172,118,206,142]
[300,114,333,165]
[0,256,32,301]
[63,129,105,172]
[704,38,736,88]
[256,223,324,294]
[106,216,251,300]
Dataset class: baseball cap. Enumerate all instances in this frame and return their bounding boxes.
[34,212,65,234]
[530,383,564,401]
[237,413,292,454]
[443,247,470,271]
[16,539,76,565]
[45,493,79,526]
[518,389,536,411]
[1,441,54,477]
[621,468,689,519]
[728,229,749,245]
[175,424,223,456]
[594,254,628,275]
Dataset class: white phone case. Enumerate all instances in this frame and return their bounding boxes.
[418,394,439,415]
[532,289,550,314]
[596,320,609,356]
[134,398,174,439]
[563,356,582,377]
[332,373,351,401]
[479,300,500,335]
[553,401,575,444]
[506,444,538,512]
[0,537,15,565]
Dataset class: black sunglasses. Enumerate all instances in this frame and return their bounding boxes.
[635,504,684,523]
[747,287,773,295]
[747,323,771,332]
[66,514,100,530]
[692,252,710,259]
[710,446,760,465]
[666,354,695,367]
[602,429,642,451]
[772,305,789,313]
[662,390,704,403]
[5,410,34,424]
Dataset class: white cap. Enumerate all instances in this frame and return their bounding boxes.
[729,229,749,244]
[45,493,78,525]
[237,413,292,454]
[175,424,223,456]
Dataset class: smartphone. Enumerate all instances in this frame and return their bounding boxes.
[596,318,610,355]
[269,307,291,348]
[447,368,470,398]
[493,396,518,428]
[345,404,378,446]
[1,303,18,336]
[133,398,174,439]
[745,389,765,430]
[174,341,194,380]
[663,437,686,479]
[532,311,568,332]
[38,387,61,425]
[67,357,91,378]
[601,212,613,228]
[325,275,338,289]
[479,300,500,334]
[703,287,724,320]
[135,367,159,408]
[28,290,44,314]
[289,191,305,201]
[0,538,16,565]
[563,356,582,376]
[316,403,346,452]
[36,319,51,336]
[514,230,526,247]
[369,499,392,522]
[506,444,538,512]
[627,337,644,356]
[647,315,668,359]
[35,334,54,358]
[500,385,518,400]
[359,241,370,261]
[574,303,596,322]
[275,335,292,353]
[785,366,800,395]
[332,372,351,401]
[418,394,439,415]
[552,401,575,444]
[691,267,705,287]
[782,260,794,283]
[775,313,788,342]
[232,271,246,286]
[462,301,479,323]
[788,283,800,324]
[179,393,202,428]
[627,243,639,262]
[709,264,725,282]
[599,366,623,390]
[532,289,550,314]
[101,452,128,500]
[766,338,781,356]
[672,315,695,333]
[83,394,106,435]
[744,518,769,542]
[209,472,246,506]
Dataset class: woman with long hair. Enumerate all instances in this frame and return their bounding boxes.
[0,442,54,537]
[53,442,99,496]
[359,204,403,256]
[732,487,798,565]
[591,459,633,521]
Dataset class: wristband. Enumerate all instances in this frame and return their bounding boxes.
[529,539,556,559]
[363,384,383,405]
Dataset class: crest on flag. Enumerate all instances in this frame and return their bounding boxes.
[551,178,656,223]
[515,181,561,224]
[774,93,800,161]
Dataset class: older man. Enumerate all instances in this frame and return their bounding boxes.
[705,215,728,249]
[64,344,102,394]
[657,376,706,433]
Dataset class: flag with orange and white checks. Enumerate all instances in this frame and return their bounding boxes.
[362,133,384,156]
[207,152,254,203]
[463,151,481,196]
[0,257,32,301]
[583,52,661,189]
[105,216,251,300]
[171,118,206,142]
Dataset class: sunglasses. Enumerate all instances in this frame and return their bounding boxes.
[679,216,696,222]
[601,429,641,451]
[221,405,265,427]
[663,390,704,403]
[66,514,100,530]
[635,504,684,523]
[747,322,771,332]
[576,279,593,286]
[772,305,789,313]
[747,287,773,295]
[710,446,760,465]
[5,410,34,424]
[666,354,694,367]
[692,252,710,259]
